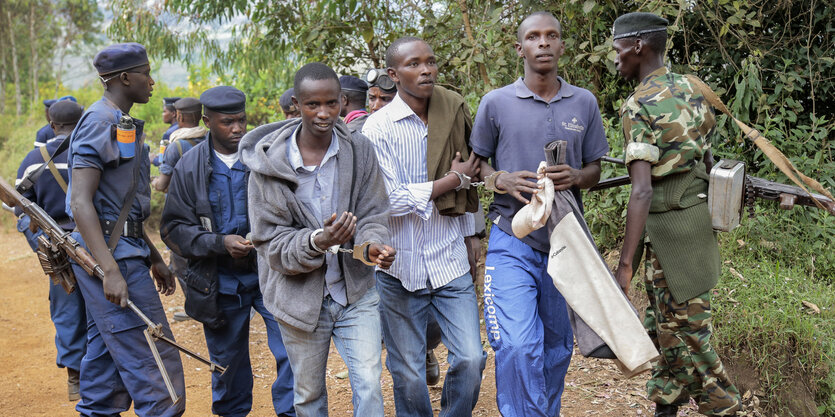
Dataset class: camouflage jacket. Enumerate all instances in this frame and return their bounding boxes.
[620,67,716,179]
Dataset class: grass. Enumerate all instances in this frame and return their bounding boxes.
[710,205,835,415]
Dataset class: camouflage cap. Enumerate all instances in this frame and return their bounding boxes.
[612,12,668,40]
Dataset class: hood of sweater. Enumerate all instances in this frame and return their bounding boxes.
[239,118,354,187]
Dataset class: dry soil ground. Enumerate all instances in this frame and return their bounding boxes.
[0,229,760,416]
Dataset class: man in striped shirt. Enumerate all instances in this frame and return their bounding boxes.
[363,37,485,417]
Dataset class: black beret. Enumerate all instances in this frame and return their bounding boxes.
[94,43,150,75]
[200,86,246,114]
[48,100,84,125]
[612,12,668,40]
[339,75,367,93]
[43,99,57,108]
[163,97,181,109]
[279,88,295,110]
[174,97,202,113]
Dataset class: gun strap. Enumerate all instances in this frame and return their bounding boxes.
[39,146,68,193]
[107,131,143,251]
[685,75,834,207]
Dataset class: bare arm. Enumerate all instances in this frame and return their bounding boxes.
[615,160,653,293]
[69,168,128,307]
[151,173,171,193]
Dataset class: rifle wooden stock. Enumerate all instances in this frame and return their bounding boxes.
[0,177,105,280]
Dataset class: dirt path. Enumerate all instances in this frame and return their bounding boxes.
[0,229,741,416]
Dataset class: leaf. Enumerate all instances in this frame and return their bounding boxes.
[582,0,595,14]
[729,267,746,281]
[802,301,820,314]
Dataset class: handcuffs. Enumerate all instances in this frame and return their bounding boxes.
[445,169,508,194]
[310,229,378,266]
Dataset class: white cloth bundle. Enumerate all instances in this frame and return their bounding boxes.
[512,161,658,376]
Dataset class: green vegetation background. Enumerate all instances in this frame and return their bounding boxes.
[1,0,833,414]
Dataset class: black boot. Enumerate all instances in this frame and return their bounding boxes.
[426,350,440,386]
[654,403,678,417]
[67,368,80,401]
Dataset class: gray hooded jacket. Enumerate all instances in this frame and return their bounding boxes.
[240,118,390,332]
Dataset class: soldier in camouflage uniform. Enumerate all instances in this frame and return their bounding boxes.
[610,12,741,417]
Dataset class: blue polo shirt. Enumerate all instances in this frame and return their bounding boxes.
[66,97,151,260]
[470,77,609,253]
[209,149,258,295]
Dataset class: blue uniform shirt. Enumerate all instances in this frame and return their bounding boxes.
[66,97,151,260]
[470,77,609,253]
[16,135,74,226]
[209,149,258,295]
[35,124,55,148]
[160,132,205,175]
[163,122,178,142]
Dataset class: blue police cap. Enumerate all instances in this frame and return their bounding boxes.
[339,75,367,93]
[93,43,150,75]
[43,99,57,108]
[279,88,294,110]
[48,100,84,125]
[200,86,246,114]
[163,97,181,107]
[57,95,77,103]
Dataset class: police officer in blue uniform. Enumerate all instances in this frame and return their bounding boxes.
[153,97,180,166]
[35,96,78,148]
[160,86,295,417]
[15,100,87,401]
[160,86,295,416]
[66,43,186,417]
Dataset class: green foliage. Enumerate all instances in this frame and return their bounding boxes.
[713,209,835,414]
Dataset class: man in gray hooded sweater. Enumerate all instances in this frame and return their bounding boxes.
[240,62,395,417]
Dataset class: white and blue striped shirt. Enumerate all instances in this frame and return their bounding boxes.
[363,94,471,292]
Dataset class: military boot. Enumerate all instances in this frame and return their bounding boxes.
[67,368,80,401]
[654,403,678,417]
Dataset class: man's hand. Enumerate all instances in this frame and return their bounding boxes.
[544,164,580,191]
[464,236,481,282]
[224,234,254,258]
[150,260,176,296]
[102,269,129,308]
[368,244,396,269]
[615,264,633,295]
[495,170,542,204]
[314,212,357,250]
[450,151,480,179]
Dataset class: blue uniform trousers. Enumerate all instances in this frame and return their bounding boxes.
[72,256,186,417]
[17,216,87,372]
[203,289,295,417]
[483,227,573,417]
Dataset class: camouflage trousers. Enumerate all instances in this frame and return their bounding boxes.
[643,241,741,416]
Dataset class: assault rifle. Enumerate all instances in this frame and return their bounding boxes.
[590,157,835,219]
[0,177,226,404]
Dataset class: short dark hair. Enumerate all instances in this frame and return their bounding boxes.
[639,30,667,55]
[517,11,562,42]
[342,89,367,107]
[294,62,340,94]
[385,36,425,68]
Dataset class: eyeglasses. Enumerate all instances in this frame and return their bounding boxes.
[364,68,396,91]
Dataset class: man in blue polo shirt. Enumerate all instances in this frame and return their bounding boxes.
[470,11,609,417]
